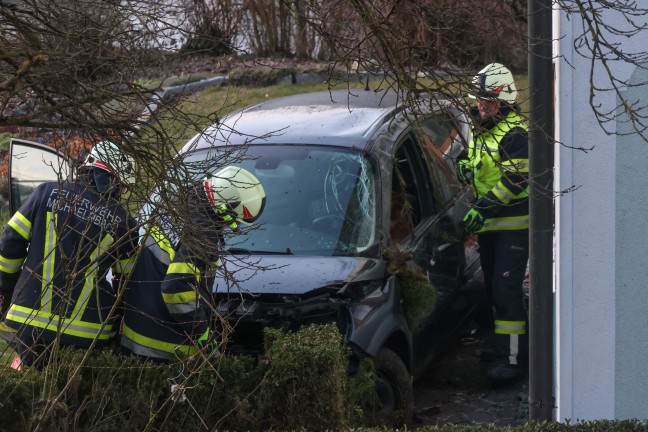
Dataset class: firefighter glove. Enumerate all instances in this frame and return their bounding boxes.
[196,328,221,356]
[457,159,472,184]
[463,208,485,233]
[197,328,211,348]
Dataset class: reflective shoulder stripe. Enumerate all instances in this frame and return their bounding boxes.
[122,323,198,356]
[114,255,136,274]
[0,254,25,273]
[162,290,201,305]
[8,212,32,240]
[149,225,175,261]
[495,320,526,335]
[6,304,112,340]
[167,262,200,282]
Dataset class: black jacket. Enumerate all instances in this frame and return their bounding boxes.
[0,179,138,347]
[121,189,222,361]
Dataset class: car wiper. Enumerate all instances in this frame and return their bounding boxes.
[227,247,294,255]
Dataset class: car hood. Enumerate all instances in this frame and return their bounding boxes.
[213,255,385,295]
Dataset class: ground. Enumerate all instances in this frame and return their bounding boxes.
[413,328,529,427]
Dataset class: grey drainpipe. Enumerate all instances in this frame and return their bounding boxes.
[528,0,555,422]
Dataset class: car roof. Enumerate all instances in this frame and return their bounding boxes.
[181,88,445,153]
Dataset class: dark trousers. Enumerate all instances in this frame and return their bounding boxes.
[11,328,54,370]
[478,229,529,367]
[10,326,108,370]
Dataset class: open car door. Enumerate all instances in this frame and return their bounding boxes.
[8,139,72,215]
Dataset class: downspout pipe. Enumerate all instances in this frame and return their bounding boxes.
[528,0,555,422]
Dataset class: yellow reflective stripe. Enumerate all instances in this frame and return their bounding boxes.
[480,215,529,232]
[6,304,112,340]
[502,159,529,173]
[495,320,526,335]
[114,255,136,274]
[0,321,16,334]
[122,323,198,356]
[70,234,114,320]
[0,254,24,273]
[150,225,175,261]
[144,235,170,266]
[42,211,58,312]
[492,183,515,205]
[8,212,32,240]
[167,262,200,282]
[218,205,239,230]
[162,290,201,304]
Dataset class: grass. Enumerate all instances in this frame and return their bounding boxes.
[151,70,529,151]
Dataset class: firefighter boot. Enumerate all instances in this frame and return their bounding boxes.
[486,332,527,383]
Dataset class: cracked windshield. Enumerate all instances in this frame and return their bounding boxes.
[182,145,377,257]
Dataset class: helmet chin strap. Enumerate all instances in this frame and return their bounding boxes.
[78,167,122,199]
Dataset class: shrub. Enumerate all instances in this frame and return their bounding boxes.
[253,325,351,431]
[0,324,370,431]
[228,66,295,87]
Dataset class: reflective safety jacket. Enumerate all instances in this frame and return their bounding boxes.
[467,108,529,232]
[120,210,220,361]
[0,180,138,347]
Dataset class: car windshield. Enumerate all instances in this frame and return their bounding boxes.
[178,145,378,257]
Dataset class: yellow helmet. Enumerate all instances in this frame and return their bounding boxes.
[468,62,519,104]
[203,166,266,225]
[81,140,136,195]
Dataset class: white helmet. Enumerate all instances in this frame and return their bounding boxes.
[203,166,266,225]
[82,140,136,187]
[468,62,519,104]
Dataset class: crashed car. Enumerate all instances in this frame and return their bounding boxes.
[7,88,485,419]
[175,88,485,417]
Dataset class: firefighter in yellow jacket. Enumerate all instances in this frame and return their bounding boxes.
[0,141,138,369]
[120,166,265,362]
[458,63,529,382]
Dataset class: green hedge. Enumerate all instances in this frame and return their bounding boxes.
[228,66,296,87]
[2,326,648,432]
[0,324,372,432]
[413,420,648,432]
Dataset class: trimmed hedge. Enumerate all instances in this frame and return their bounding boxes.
[228,66,296,87]
[2,326,648,432]
[414,420,648,431]
[0,324,372,432]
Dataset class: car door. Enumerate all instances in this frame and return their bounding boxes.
[8,139,71,215]
[389,130,467,378]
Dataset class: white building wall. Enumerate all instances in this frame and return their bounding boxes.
[555,5,648,422]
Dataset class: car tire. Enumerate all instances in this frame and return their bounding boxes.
[372,347,414,425]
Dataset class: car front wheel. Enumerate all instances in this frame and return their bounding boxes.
[372,347,413,425]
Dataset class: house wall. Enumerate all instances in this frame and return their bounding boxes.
[555,5,648,422]
[614,62,648,419]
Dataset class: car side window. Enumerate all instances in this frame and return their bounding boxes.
[419,114,455,152]
[390,135,436,243]
[414,113,468,206]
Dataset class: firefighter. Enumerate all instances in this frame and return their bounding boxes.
[120,166,266,362]
[457,62,529,382]
[0,141,138,369]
